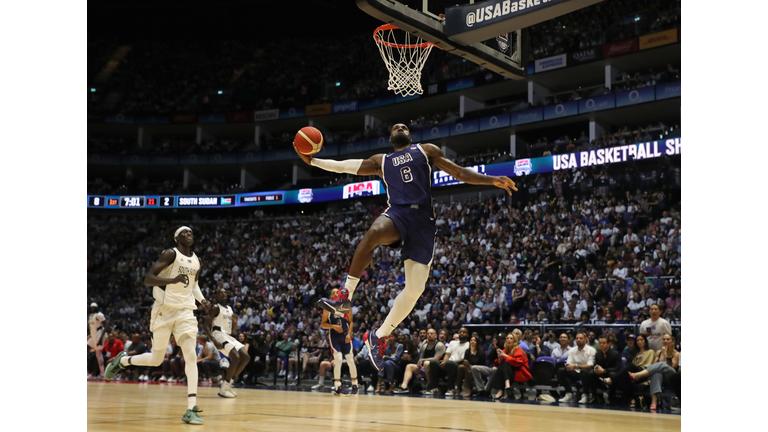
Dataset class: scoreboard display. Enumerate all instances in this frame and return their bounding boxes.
[87,138,681,210]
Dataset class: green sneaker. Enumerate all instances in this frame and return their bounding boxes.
[104,352,127,380]
[182,406,204,425]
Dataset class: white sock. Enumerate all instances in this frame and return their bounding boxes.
[376,260,429,339]
[180,337,198,410]
[345,353,358,386]
[334,380,341,389]
[345,276,360,295]
[318,375,325,385]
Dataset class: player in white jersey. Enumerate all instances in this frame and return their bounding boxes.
[105,226,210,425]
[87,302,107,377]
[202,288,251,398]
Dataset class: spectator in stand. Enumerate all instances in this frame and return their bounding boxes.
[551,333,573,362]
[640,304,672,352]
[529,333,551,359]
[580,335,621,404]
[197,335,221,384]
[395,328,444,393]
[427,327,470,396]
[376,332,403,394]
[489,332,531,400]
[456,334,486,396]
[629,334,679,410]
[123,334,148,381]
[557,332,596,403]
[601,334,655,407]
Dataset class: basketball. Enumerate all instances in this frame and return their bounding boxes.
[294,126,324,155]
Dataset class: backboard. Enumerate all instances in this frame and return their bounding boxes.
[357,0,604,79]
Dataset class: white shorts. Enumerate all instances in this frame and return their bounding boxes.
[212,330,245,356]
[150,303,198,342]
[87,327,104,350]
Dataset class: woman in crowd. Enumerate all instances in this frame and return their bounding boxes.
[456,335,486,397]
[627,334,679,410]
[275,331,292,377]
[302,331,324,379]
[602,333,654,407]
[489,332,531,400]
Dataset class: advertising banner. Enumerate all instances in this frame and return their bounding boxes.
[279,107,305,119]
[342,180,381,199]
[370,136,394,150]
[179,154,209,165]
[578,94,615,113]
[198,113,226,123]
[479,114,510,131]
[253,109,279,121]
[171,113,198,124]
[656,81,681,100]
[543,100,578,120]
[602,38,639,58]
[135,115,169,124]
[615,86,655,108]
[332,100,358,113]
[568,47,601,65]
[105,114,134,124]
[450,119,480,136]
[447,77,475,92]
[420,124,451,141]
[235,152,263,163]
[208,153,239,164]
[262,148,296,161]
[226,111,253,123]
[510,108,543,125]
[359,95,395,110]
[340,140,370,155]
[534,54,567,73]
[89,139,680,209]
[639,29,678,50]
[306,104,332,116]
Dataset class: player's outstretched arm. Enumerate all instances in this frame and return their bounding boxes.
[143,249,188,287]
[421,143,518,195]
[293,143,384,176]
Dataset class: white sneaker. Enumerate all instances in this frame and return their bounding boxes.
[168,378,177,383]
[288,373,294,380]
[578,394,588,404]
[311,383,324,390]
[559,393,574,403]
[229,382,237,396]
[159,376,168,382]
[367,385,375,392]
[218,382,236,398]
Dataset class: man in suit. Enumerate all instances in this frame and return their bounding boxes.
[581,335,622,404]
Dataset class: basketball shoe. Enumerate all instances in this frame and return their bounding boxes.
[350,385,359,396]
[182,406,204,425]
[104,351,126,380]
[333,386,348,397]
[365,328,388,371]
[317,287,351,316]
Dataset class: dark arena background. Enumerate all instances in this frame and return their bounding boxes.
[86,0,684,430]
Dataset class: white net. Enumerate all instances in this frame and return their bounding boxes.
[374,25,436,97]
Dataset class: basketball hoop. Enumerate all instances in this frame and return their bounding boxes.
[373,24,439,97]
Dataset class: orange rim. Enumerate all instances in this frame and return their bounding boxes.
[373,24,440,50]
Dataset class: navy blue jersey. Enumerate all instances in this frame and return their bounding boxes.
[381,143,432,208]
[328,312,349,334]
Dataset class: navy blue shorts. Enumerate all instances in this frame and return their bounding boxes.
[382,204,437,266]
[329,333,351,356]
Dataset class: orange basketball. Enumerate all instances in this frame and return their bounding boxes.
[294,126,324,155]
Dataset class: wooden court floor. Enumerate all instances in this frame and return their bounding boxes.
[87,382,681,432]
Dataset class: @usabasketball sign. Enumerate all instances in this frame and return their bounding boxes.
[445,0,603,45]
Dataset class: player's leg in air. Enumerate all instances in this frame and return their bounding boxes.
[318,215,431,371]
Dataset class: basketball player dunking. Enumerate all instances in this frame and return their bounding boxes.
[104,226,210,425]
[294,123,517,370]
[202,288,251,398]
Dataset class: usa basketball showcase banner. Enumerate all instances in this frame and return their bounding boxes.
[88,139,680,209]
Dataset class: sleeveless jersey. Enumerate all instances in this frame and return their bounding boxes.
[381,143,432,208]
[213,304,235,335]
[89,312,105,335]
[152,247,200,309]
[328,312,349,334]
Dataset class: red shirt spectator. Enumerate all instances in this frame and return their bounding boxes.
[105,337,124,359]
[494,346,532,382]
